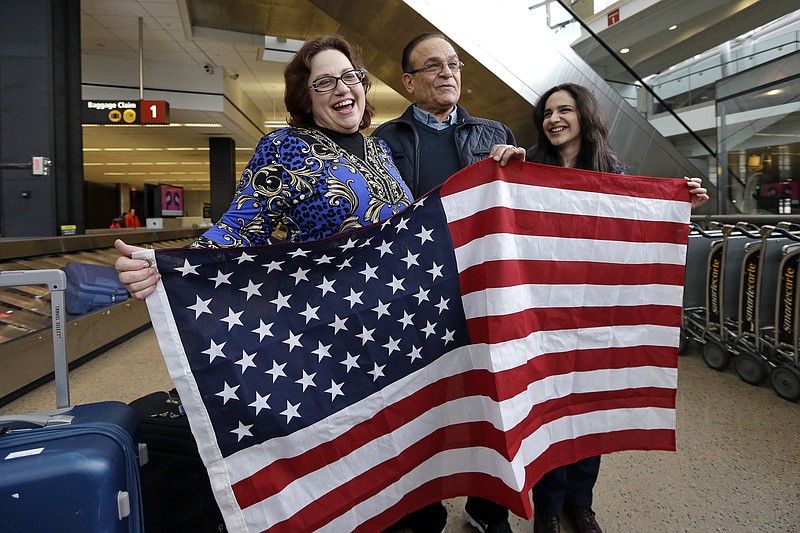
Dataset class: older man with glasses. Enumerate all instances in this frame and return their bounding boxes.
[375,32,522,533]
[374,32,524,201]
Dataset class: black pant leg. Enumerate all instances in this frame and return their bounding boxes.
[466,496,509,522]
[563,455,601,509]
[532,464,570,516]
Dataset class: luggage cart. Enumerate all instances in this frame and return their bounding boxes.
[682,223,761,370]
[769,241,800,401]
[730,224,800,385]
[680,224,723,354]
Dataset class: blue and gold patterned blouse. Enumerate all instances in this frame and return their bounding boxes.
[195,127,413,248]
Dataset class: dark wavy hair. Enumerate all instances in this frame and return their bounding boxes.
[529,83,625,173]
[284,35,374,130]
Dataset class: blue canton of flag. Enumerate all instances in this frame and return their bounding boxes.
[155,193,468,457]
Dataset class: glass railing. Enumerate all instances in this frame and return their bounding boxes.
[648,32,800,112]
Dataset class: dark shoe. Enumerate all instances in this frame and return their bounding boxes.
[397,502,447,533]
[533,511,561,533]
[565,505,602,533]
[463,501,513,532]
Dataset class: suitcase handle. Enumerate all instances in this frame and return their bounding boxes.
[0,269,70,408]
[0,411,74,429]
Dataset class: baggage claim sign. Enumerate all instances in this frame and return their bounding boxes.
[82,100,169,124]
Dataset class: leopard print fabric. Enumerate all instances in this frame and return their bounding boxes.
[194,128,413,248]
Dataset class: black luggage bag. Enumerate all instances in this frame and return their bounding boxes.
[129,389,227,533]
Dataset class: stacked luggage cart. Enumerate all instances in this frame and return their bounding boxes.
[682,221,800,402]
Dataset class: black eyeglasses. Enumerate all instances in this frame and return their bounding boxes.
[309,69,366,93]
[406,60,464,75]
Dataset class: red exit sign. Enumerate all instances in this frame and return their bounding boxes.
[140,100,170,124]
[608,8,620,26]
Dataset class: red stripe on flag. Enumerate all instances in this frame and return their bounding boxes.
[523,427,676,491]
[491,346,679,400]
[458,259,687,294]
[466,305,682,344]
[441,159,691,202]
[447,207,688,248]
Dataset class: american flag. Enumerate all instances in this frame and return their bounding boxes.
[140,159,691,532]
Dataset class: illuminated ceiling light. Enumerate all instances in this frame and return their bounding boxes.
[166,147,196,151]
[135,147,164,151]
[619,48,630,54]
[104,148,133,151]
[262,36,304,63]
[765,89,783,96]
[668,25,677,31]
[83,148,102,151]
[264,120,288,128]
[183,123,222,128]
[747,155,762,167]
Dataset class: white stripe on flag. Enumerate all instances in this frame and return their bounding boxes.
[453,234,688,269]
[461,283,683,318]
[440,180,690,224]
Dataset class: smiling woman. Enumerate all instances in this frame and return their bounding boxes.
[115,35,413,300]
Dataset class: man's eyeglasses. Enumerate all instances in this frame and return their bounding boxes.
[406,60,464,75]
[309,69,366,93]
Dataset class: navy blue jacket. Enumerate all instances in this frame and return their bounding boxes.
[374,104,516,196]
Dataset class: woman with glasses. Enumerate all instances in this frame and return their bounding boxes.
[116,35,412,299]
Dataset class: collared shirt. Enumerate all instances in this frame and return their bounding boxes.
[412,105,458,130]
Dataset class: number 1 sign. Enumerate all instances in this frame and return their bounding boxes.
[140,100,170,124]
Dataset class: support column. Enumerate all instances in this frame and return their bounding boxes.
[0,0,84,237]
[209,137,237,223]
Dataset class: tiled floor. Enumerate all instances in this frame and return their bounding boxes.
[2,330,798,532]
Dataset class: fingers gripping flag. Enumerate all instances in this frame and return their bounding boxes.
[140,159,692,532]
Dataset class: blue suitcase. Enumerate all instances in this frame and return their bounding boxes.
[0,269,145,532]
[63,261,129,316]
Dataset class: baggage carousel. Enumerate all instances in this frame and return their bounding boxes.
[0,228,202,405]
